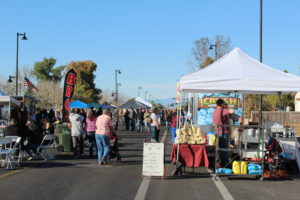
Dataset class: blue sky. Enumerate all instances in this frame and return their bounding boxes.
[1,0,300,99]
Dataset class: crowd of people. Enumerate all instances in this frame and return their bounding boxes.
[68,108,114,165]
[121,108,178,143]
[3,106,59,160]
[2,104,180,166]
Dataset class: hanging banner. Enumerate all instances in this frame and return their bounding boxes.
[198,93,243,126]
[176,82,181,104]
[62,69,76,122]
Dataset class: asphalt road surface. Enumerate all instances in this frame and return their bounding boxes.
[0,126,300,200]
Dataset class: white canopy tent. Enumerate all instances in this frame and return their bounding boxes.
[135,97,153,108]
[0,91,20,107]
[180,48,300,94]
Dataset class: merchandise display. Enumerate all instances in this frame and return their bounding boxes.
[174,124,205,145]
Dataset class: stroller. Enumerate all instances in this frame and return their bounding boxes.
[109,132,121,163]
[264,137,287,178]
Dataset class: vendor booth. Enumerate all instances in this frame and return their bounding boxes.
[69,100,90,109]
[176,48,300,180]
[0,91,21,136]
[88,102,109,109]
[135,97,152,108]
[118,99,151,109]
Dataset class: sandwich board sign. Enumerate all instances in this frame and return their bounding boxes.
[142,143,164,177]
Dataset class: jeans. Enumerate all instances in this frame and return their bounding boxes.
[170,127,176,144]
[166,122,171,131]
[72,136,84,157]
[87,131,96,156]
[145,122,150,133]
[218,133,229,167]
[125,120,130,130]
[150,126,159,142]
[137,119,143,132]
[130,119,135,131]
[95,134,110,162]
[115,118,119,131]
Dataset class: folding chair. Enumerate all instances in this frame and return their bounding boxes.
[0,137,13,169]
[36,134,55,161]
[5,136,22,165]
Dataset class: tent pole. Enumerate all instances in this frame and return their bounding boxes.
[259,0,263,133]
[176,94,183,163]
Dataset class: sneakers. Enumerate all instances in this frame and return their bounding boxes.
[27,156,34,161]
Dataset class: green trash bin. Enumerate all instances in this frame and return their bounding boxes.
[56,124,72,152]
[55,124,64,134]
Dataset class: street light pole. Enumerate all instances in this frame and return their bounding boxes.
[115,69,121,102]
[145,91,148,101]
[209,43,217,60]
[16,32,28,96]
[138,86,142,97]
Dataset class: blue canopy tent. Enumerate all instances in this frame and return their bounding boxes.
[88,102,109,109]
[70,100,89,109]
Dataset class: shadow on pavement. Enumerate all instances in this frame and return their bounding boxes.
[21,161,75,168]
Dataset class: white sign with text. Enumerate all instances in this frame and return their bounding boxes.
[142,143,164,177]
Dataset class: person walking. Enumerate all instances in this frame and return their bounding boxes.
[165,110,172,131]
[129,108,136,131]
[124,109,130,131]
[69,109,85,158]
[149,108,161,142]
[137,109,145,133]
[95,109,113,165]
[143,110,150,134]
[170,112,177,144]
[86,110,97,157]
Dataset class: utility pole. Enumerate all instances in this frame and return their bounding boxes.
[138,86,142,97]
[115,69,121,102]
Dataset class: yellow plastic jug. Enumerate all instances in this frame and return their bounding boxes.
[212,135,216,146]
[232,161,240,174]
[240,161,247,174]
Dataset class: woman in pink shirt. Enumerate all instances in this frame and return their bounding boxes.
[86,110,97,157]
[95,109,113,165]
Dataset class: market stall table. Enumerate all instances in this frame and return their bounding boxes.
[171,144,209,168]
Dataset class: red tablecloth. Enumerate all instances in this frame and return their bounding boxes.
[171,144,209,168]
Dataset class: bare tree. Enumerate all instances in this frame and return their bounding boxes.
[0,66,34,96]
[100,89,128,106]
[35,80,63,108]
[190,34,231,70]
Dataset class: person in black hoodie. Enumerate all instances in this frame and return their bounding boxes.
[24,120,44,160]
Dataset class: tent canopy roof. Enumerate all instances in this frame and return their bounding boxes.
[70,100,89,109]
[118,99,150,109]
[180,48,300,94]
[88,102,109,109]
[0,90,21,106]
[135,97,152,108]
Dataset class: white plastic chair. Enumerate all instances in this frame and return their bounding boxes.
[0,137,13,169]
[36,134,55,161]
[5,136,22,164]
